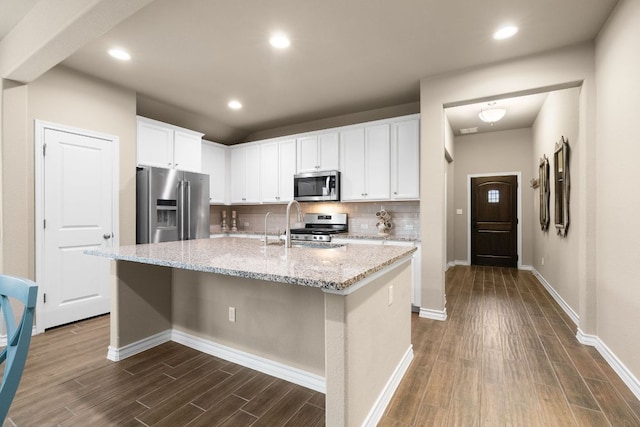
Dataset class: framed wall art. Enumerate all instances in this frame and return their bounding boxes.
[554,136,570,236]
[539,155,550,231]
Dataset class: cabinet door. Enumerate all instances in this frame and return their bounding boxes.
[297,136,319,172]
[173,130,202,172]
[137,119,173,168]
[244,145,261,203]
[260,142,280,203]
[230,147,246,203]
[202,141,227,204]
[365,124,390,200]
[318,132,340,171]
[392,119,420,199]
[278,139,297,202]
[340,128,366,200]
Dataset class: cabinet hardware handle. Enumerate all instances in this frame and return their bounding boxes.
[103,233,112,239]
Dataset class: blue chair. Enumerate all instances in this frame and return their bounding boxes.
[0,275,38,423]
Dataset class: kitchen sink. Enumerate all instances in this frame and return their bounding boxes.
[291,242,345,249]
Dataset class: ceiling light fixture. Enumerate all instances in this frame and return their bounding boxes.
[493,25,518,40]
[269,33,290,49]
[478,103,506,124]
[228,100,242,110]
[108,48,131,61]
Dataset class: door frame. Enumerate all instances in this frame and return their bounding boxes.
[466,172,522,269]
[34,120,120,333]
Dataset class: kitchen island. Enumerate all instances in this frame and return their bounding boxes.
[87,237,415,426]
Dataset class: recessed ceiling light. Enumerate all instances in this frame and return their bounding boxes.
[228,100,242,110]
[493,25,518,40]
[269,33,290,49]
[108,48,131,61]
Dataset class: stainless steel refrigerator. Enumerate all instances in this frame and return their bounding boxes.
[136,166,210,244]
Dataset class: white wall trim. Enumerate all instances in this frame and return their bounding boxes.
[362,345,414,427]
[172,329,325,393]
[34,120,120,334]
[466,172,523,269]
[454,260,470,266]
[520,264,534,271]
[419,307,447,321]
[107,329,171,361]
[577,329,640,402]
[532,268,579,325]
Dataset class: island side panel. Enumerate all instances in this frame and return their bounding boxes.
[171,269,326,377]
[325,259,413,427]
[110,260,172,351]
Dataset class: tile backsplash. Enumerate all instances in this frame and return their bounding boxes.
[210,201,420,239]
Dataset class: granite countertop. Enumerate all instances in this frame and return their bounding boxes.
[86,237,416,291]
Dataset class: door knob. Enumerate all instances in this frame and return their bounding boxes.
[103,233,112,239]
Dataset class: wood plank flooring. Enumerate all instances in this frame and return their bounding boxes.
[5,266,640,426]
[380,266,640,426]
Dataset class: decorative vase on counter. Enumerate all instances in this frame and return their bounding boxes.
[375,209,392,235]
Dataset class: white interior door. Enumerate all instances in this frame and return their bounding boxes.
[41,126,115,329]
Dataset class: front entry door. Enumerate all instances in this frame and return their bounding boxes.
[41,126,114,329]
[471,175,518,268]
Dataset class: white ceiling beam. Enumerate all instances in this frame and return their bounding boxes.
[0,0,153,83]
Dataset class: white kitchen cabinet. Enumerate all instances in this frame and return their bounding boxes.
[230,144,260,203]
[137,116,203,172]
[340,124,390,201]
[260,139,296,203]
[391,118,420,200]
[201,140,228,204]
[296,132,339,172]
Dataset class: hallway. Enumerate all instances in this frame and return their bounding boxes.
[380,266,640,426]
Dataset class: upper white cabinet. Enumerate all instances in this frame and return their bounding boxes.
[137,116,203,172]
[391,118,420,199]
[260,139,296,203]
[201,140,228,204]
[230,144,260,204]
[341,124,390,201]
[296,132,340,172]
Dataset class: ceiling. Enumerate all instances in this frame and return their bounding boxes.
[3,0,618,143]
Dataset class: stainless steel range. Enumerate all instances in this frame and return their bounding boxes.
[290,213,348,242]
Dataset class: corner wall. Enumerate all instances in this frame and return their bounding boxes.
[594,0,640,382]
[531,87,581,314]
[2,65,137,279]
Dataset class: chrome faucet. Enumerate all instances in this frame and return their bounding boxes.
[285,200,302,248]
[264,212,272,247]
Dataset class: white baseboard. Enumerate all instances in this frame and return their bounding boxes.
[107,330,171,361]
[577,328,640,402]
[520,264,533,271]
[362,345,414,427]
[419,307,447,321]
[531,268,579,326]
[454,260,470,266]
[171,329,325,393]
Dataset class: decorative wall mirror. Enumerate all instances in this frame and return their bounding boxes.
[539,155,550,231]
[554,136,570,236]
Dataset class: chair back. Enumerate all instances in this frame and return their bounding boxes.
[0,275,38,423]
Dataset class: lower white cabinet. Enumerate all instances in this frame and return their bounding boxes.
[201,140,228,204]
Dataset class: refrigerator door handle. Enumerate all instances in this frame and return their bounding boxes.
[186,181,191,239]
[178,180,186,240]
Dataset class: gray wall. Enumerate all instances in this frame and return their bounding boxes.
[451,128,534,266]
[532,87,581,313]
[594,0,640,379]
[2,65,137,279]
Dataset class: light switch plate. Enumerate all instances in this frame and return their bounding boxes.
[456,209,463,215]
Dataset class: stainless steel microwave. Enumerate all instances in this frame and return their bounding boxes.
[294,170,340,202]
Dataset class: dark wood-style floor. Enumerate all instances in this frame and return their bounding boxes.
[381,266,640,426]
[5,266,640,426]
